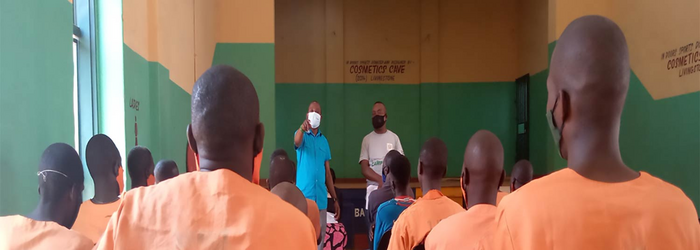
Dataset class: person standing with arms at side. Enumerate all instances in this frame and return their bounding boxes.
[360,101,404,210]
[295,101,341,250]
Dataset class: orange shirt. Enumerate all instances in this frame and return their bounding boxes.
[307,199,321,239]
[492,168,700,250]
[425,204,496,250]
[94,169,316,250]
[0,215,93,249]
[72,199,121,243]
[496,191,508,205]
[387,189,464,250]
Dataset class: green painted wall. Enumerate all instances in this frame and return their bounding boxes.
[212,43,276,178]
[0,0,74,215]
[122,45,191,186]
[276,82,517,178]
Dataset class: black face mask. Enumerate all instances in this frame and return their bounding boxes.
[372,115,386,129]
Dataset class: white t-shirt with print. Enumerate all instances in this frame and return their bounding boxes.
[358,130,404,186]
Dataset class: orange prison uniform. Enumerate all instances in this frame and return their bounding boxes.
[496,191,508,205]
[307,199,322,239]
[72,199,121,243]
[387,190,464,250]
[492,168,700,250]
[425,204,496,250]
[0,215,93,249]
[94,169,317,250]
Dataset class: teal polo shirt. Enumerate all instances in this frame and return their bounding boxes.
[294,129,331,210]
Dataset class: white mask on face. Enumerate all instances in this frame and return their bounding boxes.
[308,112,321,129]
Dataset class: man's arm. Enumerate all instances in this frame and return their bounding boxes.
[325,160,340,220]
[361,160,383,186]
[294,120,310,148]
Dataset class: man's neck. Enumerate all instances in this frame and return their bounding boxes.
[466,188,497,209]
[131,179,147,189]
[92,179,120,204]
[198,152,253,181]
[566,131,637,182]
[420,181,441,196]
[311,128,319,135]
[26,201,67,228]
[394,186,412,198]
[374,127,387,134]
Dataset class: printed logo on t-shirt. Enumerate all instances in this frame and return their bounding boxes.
[387,143,394,151]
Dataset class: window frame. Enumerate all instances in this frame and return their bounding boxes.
[73,0,99,156]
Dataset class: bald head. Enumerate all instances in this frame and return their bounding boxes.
[511,160,533,191]
[419,138,448,181]
[154,160,179,183]
[188,65,264,178]
[308,101,322,115]
[548,16,629,159]
[382,150,403,181]
[36,143,84,228]
[127,146,154,186]
[268,154,296,189]
[38,143,84,199]
[271,182,308,213]
[85,134,121,180]
[270,148,289,160]
[463,130,503,207]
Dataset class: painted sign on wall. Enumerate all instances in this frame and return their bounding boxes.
[346,59,414,83]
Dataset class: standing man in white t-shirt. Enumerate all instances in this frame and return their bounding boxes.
[359,101,404,209]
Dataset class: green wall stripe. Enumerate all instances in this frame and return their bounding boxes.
[0,0,74,215]
[123,45,191,186]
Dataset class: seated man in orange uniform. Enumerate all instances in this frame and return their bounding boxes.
[73,134,123,243]
[492,15,700,250]
[387,138,464,250]
[94,65,317,249]
[0,143,93,249]
[425,130,504,250]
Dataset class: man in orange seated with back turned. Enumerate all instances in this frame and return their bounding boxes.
[73,134,124,243]
[492,15,700,250]
[387,138,464,250]
[0,143,93,249]
[94,65,316,249]
[425,130,504,250]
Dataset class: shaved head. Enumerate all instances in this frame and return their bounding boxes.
[418,138,447,193]
[386,151,411,190]
[383,150,403,182]
[271,182,308,213]
[511,160,533,191]
[308,101,322,115]
[188,65,264,179]
[85,134,121,180]
[270,148,289,160]
[268,154,296,189]
[127,146,154,187]
[548,15,629,160]
[154,160,179,183]
[419,138,448,178]
[35,143,84,228]
[38,143,84,200]
[462,130,504,208]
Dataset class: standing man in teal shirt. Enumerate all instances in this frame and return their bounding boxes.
[295,101,341,250]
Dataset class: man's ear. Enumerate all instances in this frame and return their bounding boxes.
[461,169,469,187]
[441,167,447,178]
[187,124,197,154]
[418,160,424,175]
[254,123,265,156]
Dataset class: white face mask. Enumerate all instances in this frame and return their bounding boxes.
[308,112,321,129]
